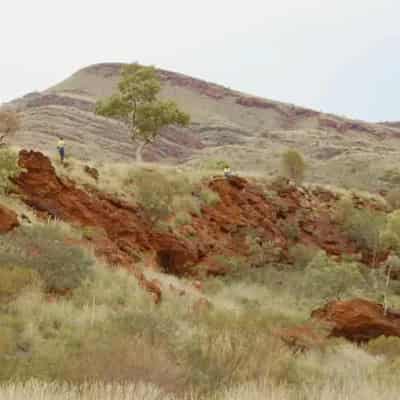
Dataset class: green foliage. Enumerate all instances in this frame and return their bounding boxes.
[281,149,306,184]
[171,194,201,217]
[127,168,220,224]
[200,158,230,171]
[0,148,21,194]
[0,224,93,291]
[198,187,220,207]
[289,243,319,269]
[300,252,368,302]
[334,195,354,224]
[95,63,190,143]
[343,208,387,257]
[129,169,174,223]
[174,211,192,226]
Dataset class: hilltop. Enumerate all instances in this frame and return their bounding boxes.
[6,63,400,191]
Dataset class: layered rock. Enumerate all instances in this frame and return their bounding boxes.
[312,298,400,342]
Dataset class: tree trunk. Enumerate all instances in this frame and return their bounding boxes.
[135,142,145,163]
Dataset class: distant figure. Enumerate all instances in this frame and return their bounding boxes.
[223,166,232,178]
[57,137,65,163]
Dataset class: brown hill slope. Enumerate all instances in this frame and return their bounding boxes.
[7,63,400,190]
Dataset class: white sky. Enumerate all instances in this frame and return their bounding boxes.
[1,0,399,121]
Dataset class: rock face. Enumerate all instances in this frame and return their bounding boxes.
[0,205,19,233]
[14,151,378,278]
[14,151,373,271]
[15,150,198,271]
[312,299,400,342]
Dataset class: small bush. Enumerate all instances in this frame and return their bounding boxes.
[172,194,201,216]
[174,211,192,226]
[0,148,21,194]
[201,158,230,171]
[129,169,174,223]
[281,149,306,184]
[0,224,93,291]
[289,243,319,269]
[300,252,368,303]
[343,208,387,258]
[199,187,220,207]
[334,195,354,224]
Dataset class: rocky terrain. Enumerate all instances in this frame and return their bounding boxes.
[1,147,400,398]
[2,65,400,399]
[6,63,400,191]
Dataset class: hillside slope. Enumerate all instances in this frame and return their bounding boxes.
[7,63,400,189]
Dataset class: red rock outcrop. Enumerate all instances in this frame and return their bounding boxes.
[14,150,198,283]
[312,299,400,342]
[0,205,19,233]
[14,151,366,280]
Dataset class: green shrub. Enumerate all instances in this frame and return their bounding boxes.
[172,194,201,216]
[0,148,21,194]
[300,252,368,303]
[129,169,174,223]
[0,224,93,291]
[334,195,354,224]
[199,187,221,207]
[201,158,230,171]
[289,243,319,269]
[281,149,306,184]
[343,208,387,259]
[174,211,192,226]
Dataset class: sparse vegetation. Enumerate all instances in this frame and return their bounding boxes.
[281,149,306,184]
[289,243,319,269]
[0,224,93,291]
[1,142,400,399]
[0,148,21,194]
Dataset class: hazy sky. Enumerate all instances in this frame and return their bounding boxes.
[1,0,399,121]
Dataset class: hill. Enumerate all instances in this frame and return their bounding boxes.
[6,63,400,191]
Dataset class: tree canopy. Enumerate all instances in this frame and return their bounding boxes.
[95,64,190,143]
